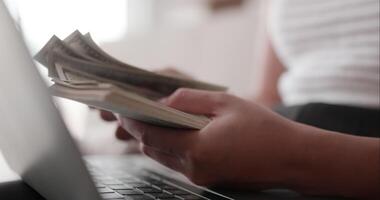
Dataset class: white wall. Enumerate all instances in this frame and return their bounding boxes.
[101,0,264,97]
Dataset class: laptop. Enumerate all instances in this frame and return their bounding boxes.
[0,1,233,199]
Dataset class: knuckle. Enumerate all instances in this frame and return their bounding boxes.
[174,88,190,98]
[167,88,190,106]
[213,92,233,108]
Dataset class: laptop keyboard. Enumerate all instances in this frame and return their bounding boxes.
[88,167,208,200]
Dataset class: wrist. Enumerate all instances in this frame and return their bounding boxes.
[278,121,343,194]
[274,121,311,188]
[252,117,309,188]
[278,122,380,198]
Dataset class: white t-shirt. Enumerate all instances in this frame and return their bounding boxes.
[270,0,380,109]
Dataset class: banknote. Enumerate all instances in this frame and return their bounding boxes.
[34,30,227,129]
[36,33,226,95]
[64,30,147,73]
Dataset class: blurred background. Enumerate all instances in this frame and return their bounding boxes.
[1,0,268,180]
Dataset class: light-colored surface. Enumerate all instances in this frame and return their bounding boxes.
[101,0,263,97]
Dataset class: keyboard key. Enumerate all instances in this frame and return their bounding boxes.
[124,195,154,200]
[108,184,133,190]
[119,177,138,182]
[116,189,143,195]
[175,194,203,200]
[139,177,161,184]
[157,198,181,200]
[159,184,179,190]
[149,180,163,186]
[100,192,123,199]
[136,187,162,193]
[102,180,123,185]
[152,192,176,199]
[103,199,123,200]
[98,187,114,193]
[129,182,151,188]
[165,189,190,195]
[89,168,208,200]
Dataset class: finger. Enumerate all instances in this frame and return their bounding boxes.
[142,145,185,173]
[162,88,232,115]
[115,126,134,141]
[120,118,197,155]
[100,110,117,121]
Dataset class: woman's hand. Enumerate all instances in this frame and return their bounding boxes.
[99,67,193,143]
[118,88,380,199]
[119,88,300,187]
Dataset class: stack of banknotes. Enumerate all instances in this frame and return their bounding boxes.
[34,30,226,129]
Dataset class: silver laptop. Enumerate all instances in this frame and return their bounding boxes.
[0,1,233,199]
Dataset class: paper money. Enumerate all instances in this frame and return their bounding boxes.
[34,30,227,129]
[35,36,165,98]
[50,82,210,129]
[41,32,226,92]
[64,30,147,73]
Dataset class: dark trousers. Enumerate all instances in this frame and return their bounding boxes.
[274,103,380,138]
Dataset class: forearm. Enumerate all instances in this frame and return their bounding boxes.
[285,123,380,199]
[249,4,284,108]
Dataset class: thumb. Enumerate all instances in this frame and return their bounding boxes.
[162,88,231,115]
